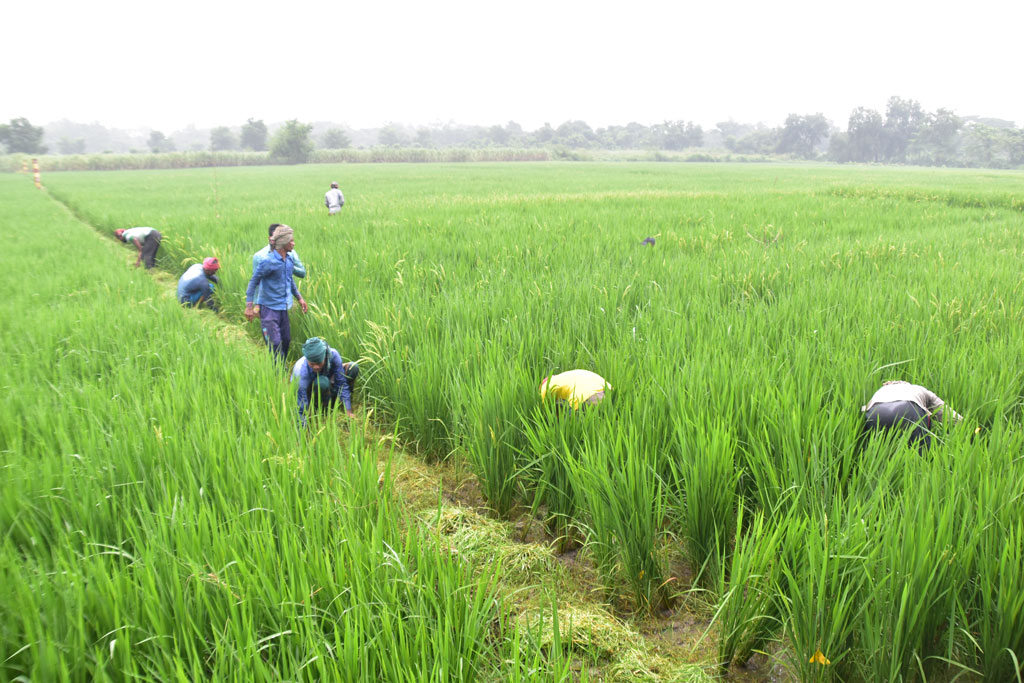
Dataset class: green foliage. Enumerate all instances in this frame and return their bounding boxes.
[320,127,351,150]
[146,130,175,153]
[240,117,268,151]
[777,113,830,159]
[28,162,1024,680]
[0,117,47,154]
[269,119,313,164]
[209,126,238,151]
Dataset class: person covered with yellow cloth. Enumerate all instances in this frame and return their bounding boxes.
[539,369,612,409]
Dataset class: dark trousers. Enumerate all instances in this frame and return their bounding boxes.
[259,307,291,362]
[141,231,162,269]
[863,401,931,450]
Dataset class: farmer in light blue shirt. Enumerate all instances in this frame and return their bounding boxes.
[294,337,359,425]
[253,223,305,310]
[245,225,307,362]
[177,257,220,310]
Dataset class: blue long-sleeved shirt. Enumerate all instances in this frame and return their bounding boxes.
[252,246,305,308]
[176,263,217,302]
[296,348,352,421]
[246,250,300,310]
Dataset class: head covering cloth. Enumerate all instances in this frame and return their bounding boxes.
[270,224,294,249]
[302,337,329,364]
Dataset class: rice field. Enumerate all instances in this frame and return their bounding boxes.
[5,161,1024,681]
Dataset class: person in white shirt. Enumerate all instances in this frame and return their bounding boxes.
[324,181,345,215]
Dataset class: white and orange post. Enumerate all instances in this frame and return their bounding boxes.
[32,158,41,189]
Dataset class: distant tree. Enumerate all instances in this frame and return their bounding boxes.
[0,117,48,154]
[147,130,175,153]
[532,123,556,145]
[651,120,703,150]
[415,128,434,148]
[553,120,598,148]
[57,137,87,155]
[729,126,778,154]
[377,123,409,147]
[906,108,962,166]
[240,118,268,151]
[845,107,884,162]
[882,96,926,162]
[209,126,238,151]
[321,128,351,149]
[486,124,509,146]
[269,120,313,163]
[776,113,830,158]
[716,120,751,139]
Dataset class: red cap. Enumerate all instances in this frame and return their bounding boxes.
[202,257,220,271]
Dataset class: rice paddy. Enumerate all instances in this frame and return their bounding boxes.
[4,161,1024,681]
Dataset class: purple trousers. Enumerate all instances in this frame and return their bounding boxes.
[259,307,291,362]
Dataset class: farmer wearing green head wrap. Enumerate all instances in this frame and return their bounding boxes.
[293,336,359,425]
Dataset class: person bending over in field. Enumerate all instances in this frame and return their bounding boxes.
[861,380,962,451]
[539,369,612,410]
[252,223,305,314]
[324,181,345,215]
[114,227,162,269]
[177,257,220,310]
[294,337,358,425]
[244,225,308,362]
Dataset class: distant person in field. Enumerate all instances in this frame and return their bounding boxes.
[114,227,162,269]
[324,181,345,215]
[862,380,963,450]
[252,223,306,312]
[293,336,359,424]
[177,257,220,310]
[245,225,307,362]
[539,370,612,409]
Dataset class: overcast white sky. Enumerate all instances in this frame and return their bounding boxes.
[5,0,1022,133]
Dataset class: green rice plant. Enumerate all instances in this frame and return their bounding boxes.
[519,405,586,552]
[569,419,670,612]
[775,505,873,682]
[713,503,799,669]
[668,413,740,588]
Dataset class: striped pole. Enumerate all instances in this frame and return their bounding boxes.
[32,158,41,189]
[21,159,28,173]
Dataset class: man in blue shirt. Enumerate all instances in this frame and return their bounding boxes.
[252,223,306,310]
[177,257,220,309]
[244,225,308,362]
[294,337,358,425]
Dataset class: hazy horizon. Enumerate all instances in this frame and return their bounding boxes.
[6,0,1022,133]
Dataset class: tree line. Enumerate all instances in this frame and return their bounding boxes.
[2,97,1022,169]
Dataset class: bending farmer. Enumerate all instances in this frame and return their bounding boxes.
[114,227,163,269]
[862,380,962,449]
[294,337,359,424]
[539,369,612,409]
[177,257,220,309]
[245,225,307,362]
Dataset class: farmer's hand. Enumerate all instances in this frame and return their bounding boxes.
[244,303,255,322]
[346,410,356,419]
[298,298,308,314]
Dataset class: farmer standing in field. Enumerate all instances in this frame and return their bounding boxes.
[245,225,307,362]
[114,227,162,269]
[293,337,358,424]
[862,380,963,450]
[539,370,612,409]
[177,257,220,310]
[324,181,345,215]
[252,223,306,312]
